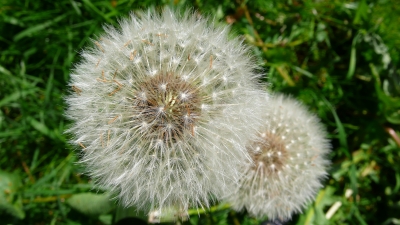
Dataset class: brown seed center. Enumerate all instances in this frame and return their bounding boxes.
[132,72,201,143]
[249,132,289,175]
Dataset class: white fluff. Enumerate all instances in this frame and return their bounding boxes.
[65,8,265,216]
[226,94,330,221]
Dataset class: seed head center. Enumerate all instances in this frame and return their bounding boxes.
[133,72,201,143]
[250,132,289,175]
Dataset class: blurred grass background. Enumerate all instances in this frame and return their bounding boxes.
[1,0,400,224]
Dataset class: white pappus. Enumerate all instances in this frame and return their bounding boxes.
[65,7,266,217]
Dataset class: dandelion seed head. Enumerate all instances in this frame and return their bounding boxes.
[226,94,330,220]
[66,7,265,215]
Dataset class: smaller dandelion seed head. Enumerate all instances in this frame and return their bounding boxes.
[226,93,330,221]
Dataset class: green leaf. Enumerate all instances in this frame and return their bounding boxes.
[346,33,360,80]
[115,205,148,223]
[0,89,38,108]
[0,171,25,219]
[370,63,400,124]
[386,107,400,124]
[66,193,114,216]
[13,14,68,41]
[28,117,53,138]
[291,65,314,78]
[353,0,368,25]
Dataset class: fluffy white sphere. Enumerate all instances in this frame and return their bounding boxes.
[226,94,330,221]
[65,8,264,215]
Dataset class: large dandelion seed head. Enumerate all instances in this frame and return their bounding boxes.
[65,8,264,214]
[227,94,330,221]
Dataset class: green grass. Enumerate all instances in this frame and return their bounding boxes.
[1,0,399,224]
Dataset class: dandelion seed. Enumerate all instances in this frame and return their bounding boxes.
[113,69,118,79]
[95,41,105,52]
[96,58,101,68]
[71,85,82,95]
[108,86,121,96]
[78,142,86,149]
[113,79,123,87]
[123,40,131,47]
[129,50,137,61]
[108,115,119,124]
[141,39,153,45]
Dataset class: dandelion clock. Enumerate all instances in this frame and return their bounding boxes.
[227,94,330,221]
[65,8,264,215]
